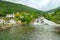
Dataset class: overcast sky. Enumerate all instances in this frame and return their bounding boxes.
[4,0,60,11]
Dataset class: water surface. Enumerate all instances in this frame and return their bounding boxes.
[0,25,60,40]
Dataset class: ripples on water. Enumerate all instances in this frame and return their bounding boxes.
[0,25,60,40]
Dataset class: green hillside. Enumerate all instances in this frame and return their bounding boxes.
[0,1,45,17]
[45,7,60,24]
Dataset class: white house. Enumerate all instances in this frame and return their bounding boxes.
[0,19,5,24]
[8,19,16,24]
[6,13,15,18]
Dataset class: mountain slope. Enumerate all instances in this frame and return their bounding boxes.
[0,1,45,16]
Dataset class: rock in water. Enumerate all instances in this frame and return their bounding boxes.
[32,17,56,25]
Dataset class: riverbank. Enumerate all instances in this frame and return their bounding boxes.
[0,23,35,32]
[0,24,20,31]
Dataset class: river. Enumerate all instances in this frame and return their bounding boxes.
[0,25,60,40]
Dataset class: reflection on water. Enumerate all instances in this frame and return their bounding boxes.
[0,25,60,40]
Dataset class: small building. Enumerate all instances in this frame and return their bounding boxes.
[6,13,15,18]
[0,19,5,24]
[40,17,45,20]
[8,19,16,24]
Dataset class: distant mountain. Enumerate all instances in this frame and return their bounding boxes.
[47,7,60,13]
[0,1,45,16]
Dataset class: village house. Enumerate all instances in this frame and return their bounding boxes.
[6,13,15,18]
[8,19,16,24]
[0,19,5,24]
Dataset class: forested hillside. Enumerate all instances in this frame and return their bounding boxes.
[0,1,45,17]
